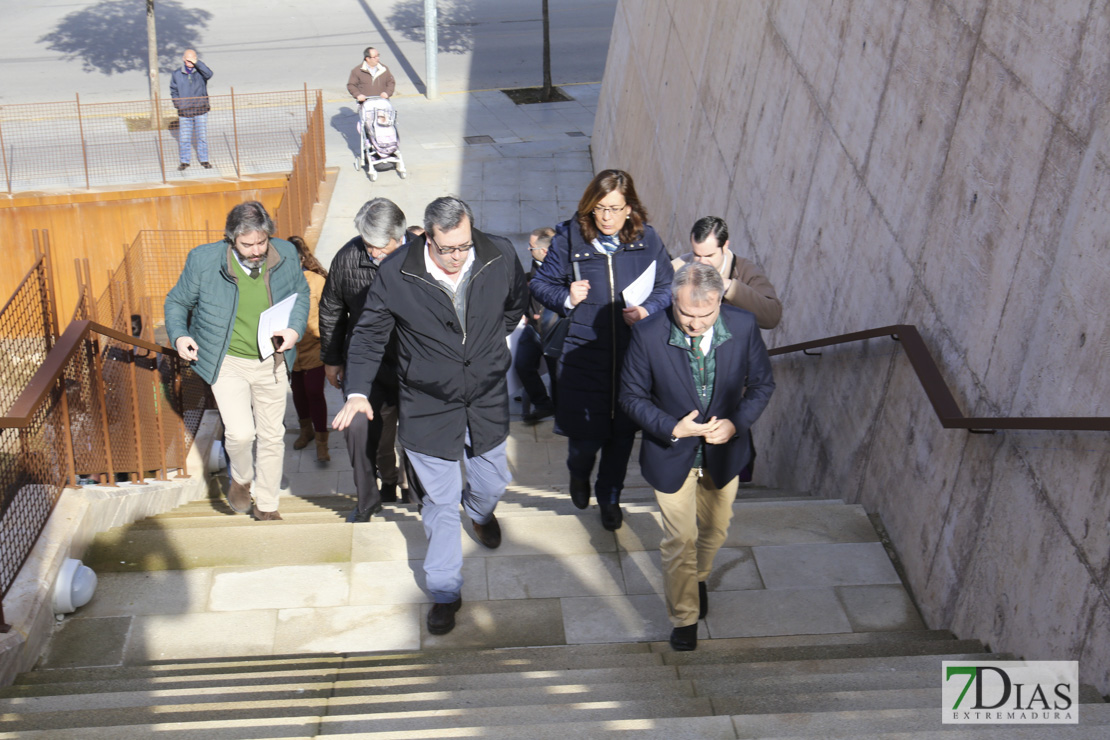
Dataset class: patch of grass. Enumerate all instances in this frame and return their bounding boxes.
[502,86,573,105]
[124,115,179,132]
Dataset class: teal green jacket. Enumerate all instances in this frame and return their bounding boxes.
[165,238,310,385]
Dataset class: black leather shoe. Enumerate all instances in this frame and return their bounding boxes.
[522,400,555,423]
[699,581,709,620]
[599,502,623,531]
[569,476,590,509]
[177,163,189,171]
[380,482,398,502]
[427,598,462,635]
[200,161,213,169]
[345,502,382,523]
[472,514,502,549]
[670,624,697,651]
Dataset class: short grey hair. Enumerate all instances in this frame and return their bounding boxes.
[424,196,474,235]
[224,201,274,244]
[672,262,724,303]
[354,198,407,247]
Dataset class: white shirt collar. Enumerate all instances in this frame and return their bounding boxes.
[423,241,475,286]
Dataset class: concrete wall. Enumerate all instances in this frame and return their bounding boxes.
[594,0,1110,693]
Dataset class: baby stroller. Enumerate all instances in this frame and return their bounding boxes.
[358,98,407,181]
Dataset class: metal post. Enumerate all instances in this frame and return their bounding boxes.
[0,114,11,194]
[75,94,91,190]
[154,92,167,184]
[231,87,242,179]
[172,354,191,479]
[424,0,438,99]
[303,82,310,129]
[84,258,118,487]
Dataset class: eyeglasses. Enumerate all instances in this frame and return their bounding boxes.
[429,236,473,255]
[593,203,628,217]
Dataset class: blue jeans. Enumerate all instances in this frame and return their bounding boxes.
[405,436,510,603]
[178,113,209,164]
[566,435,635,506]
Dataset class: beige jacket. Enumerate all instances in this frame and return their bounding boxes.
[672,249,782,329]
[293,270,326,372]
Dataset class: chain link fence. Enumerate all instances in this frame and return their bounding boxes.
[0,88,320,193]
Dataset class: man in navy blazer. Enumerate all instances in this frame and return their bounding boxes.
[620,262,774,651]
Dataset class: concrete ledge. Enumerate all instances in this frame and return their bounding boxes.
[0,410,222,686]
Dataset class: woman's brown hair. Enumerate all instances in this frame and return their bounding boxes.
[288,236,328,278]
[575,169,650,244]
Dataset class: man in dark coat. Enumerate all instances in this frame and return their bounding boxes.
[319,198,408,521]
[620,262,774,651]
[332,196,528,636]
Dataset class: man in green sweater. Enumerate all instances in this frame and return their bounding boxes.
[165,202,310,520]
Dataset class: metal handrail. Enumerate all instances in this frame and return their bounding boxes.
[0,320,177,429]
[769,324,1110,432]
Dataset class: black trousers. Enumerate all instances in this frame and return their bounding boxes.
[344,381,400,514]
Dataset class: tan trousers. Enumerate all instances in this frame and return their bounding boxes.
[210,354,289,513]
[654,468,739,627]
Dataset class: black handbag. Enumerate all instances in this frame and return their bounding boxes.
[540,261,581,359]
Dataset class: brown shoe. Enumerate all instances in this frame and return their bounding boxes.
[471,514,501,549]
[227,479,252,514]
[315,430,330,462]
[251,504,283,521]
[293,419,315,450]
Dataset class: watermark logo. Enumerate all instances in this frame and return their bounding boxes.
[943,661,1078,724]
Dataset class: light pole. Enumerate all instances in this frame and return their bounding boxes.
[424,0,438,99]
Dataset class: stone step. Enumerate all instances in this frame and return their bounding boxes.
[0,686,716,732]
[731,703,1110,737]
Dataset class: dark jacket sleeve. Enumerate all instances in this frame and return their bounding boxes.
[194,60,213,82]
[169,71,180,107]
[730,318,775,433]
[529,221,573,315]
[640,233,674,316]
[495,236,528,335]
[619,320,679,445]
[343,268,394,397]
[318,267,348,366]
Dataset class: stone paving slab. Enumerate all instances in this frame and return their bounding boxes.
[560,594,708,645]
[486,553,625,600]
[835,584,926,632]
[419,598,566,650]
[620,547,764,595]
[753,542,902,589]
[705,588,854,639]
[209,565,352,612]
[349,559,488,605]
[274,604,420,654]
[77,570,213,618]
[125,610,279,663]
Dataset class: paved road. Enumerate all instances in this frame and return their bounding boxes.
[1,0,617,105]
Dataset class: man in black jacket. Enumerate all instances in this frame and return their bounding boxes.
[319,198,408,522]
[333,197,528,636]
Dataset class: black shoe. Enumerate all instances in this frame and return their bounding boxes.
[200,161,212,169]
[569,476,590,509]
[699,581,708,620]
[427,598,462,635]
[599,502,623,531]
[345,502,382,523]
[472,514,502,549]
[522,400,555,423]
[177,163,189,171]
[670,624,697,651]
[380,482,398,503]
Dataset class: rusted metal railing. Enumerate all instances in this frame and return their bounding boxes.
[770,325,1110,432]
[0,240,209,633]
[0,88,322,194]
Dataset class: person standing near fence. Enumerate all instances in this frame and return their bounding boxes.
[170,48,213,171]
[165,202,309,521]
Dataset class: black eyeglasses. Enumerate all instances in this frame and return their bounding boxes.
[428,236,474,255]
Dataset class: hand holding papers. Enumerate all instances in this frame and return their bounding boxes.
[622,262,656,308]
[258,293,298,359]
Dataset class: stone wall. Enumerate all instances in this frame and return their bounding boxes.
[593,0,1110,693]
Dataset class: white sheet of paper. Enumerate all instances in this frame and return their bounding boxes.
[257,292,298,359]
[622,262,656,307]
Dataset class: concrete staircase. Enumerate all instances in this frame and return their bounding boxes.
[2,423,1106,737]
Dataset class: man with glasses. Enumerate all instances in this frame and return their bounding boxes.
[347,46,396,102]
[333,197,527,636]
[165,202,310,521]
[319,198,409,522]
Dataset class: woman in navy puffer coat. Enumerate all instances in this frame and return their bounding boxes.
[529,170,673,531]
